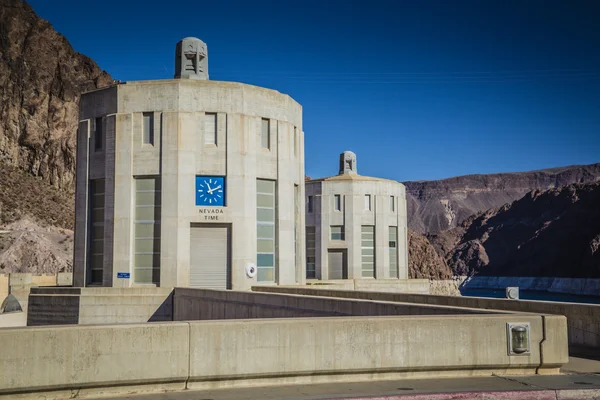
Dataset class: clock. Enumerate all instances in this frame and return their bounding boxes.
[196,176,225,206]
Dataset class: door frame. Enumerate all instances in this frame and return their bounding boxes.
[189,223,232,289]
[327,248,348,280]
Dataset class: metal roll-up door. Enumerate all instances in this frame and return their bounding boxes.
[190,225,229,289]
[328,250,344,280]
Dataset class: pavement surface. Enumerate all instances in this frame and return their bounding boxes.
[96,357,600,400]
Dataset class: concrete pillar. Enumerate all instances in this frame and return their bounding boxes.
[73,120,90,288]
[112,114,134,287]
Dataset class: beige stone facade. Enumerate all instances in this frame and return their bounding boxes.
[305,152,408,280]
[73,79,305,290]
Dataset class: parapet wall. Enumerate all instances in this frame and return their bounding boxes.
[27,287,173,326]
[253,286,600,351]
[0,314,568,398]
[172,287,501,320]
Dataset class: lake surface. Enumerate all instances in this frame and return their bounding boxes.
[460,288,600,305]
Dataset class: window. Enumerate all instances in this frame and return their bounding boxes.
[389,226,398,278]
[205,113,217,145]
[94,117,103,151]
[143,112,154,145]
[306,226,316,279]
[331,225,345,241]
[89,179,105,284]
[261,118,270,149]
[134,177,161,284]
[307,195,313,212]
[365,194,371,211]
[361,225,375,278]
[257,179,276,282]
[293,126,297,157]
[334,194,341,211]
[390,196,395,212]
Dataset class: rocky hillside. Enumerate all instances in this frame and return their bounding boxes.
[0,0,112,191]
[429,182,600,278]
[404,163,600,234]
[407,230,453,280]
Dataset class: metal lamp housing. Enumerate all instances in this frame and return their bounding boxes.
[507,322,531,355]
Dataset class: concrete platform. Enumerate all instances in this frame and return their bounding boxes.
[94,357,600,400]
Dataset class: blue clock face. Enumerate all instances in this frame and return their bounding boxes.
[196,176,225,206]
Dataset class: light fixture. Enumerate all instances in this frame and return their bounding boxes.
[507,323,530,355]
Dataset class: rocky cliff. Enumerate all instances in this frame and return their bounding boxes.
[0,0,112,191]
[404,163,600,234]
[429,182,600,278]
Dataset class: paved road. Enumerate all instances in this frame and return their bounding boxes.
[97,357,600,400]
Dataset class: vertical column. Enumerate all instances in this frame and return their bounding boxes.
[159,111,180,288]
[295,129,306,285]
[228,114,257,290]
[398,192,409,279]
[375,195,387,279]
[73,120,90,287]
[347,194,362,279]
[102,114,117,287]
[175,112,198,287]
[276,122,295,284]
[112,114,134,287]
[318,193,329,280]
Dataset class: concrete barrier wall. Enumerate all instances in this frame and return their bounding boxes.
[0,323,190,398]
[173,288,504,321]
[0,314,568,398]
[253,286,600,351]
[306,279,430,294]
[27,287,173,326]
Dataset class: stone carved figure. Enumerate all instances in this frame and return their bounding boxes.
[339,151,357,175]
[175,37,209,80]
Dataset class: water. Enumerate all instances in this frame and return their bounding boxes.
[460,288,600,305]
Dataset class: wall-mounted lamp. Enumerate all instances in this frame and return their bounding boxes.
[507,322,530,355]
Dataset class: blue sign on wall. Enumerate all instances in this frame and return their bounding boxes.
[196,176,226,206]
[117,272,130,279]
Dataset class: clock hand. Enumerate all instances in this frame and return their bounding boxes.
[205,182,212,193]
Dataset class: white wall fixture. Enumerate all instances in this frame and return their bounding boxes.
[507,322,531,355]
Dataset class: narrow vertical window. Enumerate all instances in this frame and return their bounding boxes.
[389,226,398,278]
[205,113,217,145]
[261,118,270,149]
[293,126,297,157]
[307,195,313,213]
[306,226,316,279]
[143,112,154,145]
[94,117,103,151]
[134,177,161,284]
[361,225,375,278]
[331,226,345,241]
[365,194,371,211]
[257,179,276,282]
[390,196,395,212]
[334,194,341,211]
[89,179,105,284]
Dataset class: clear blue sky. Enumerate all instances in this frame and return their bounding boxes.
[28,0,600,181]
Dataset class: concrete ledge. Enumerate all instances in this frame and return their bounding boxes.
[0,323,189,397]
[253,286,600,350]
[0,312,568,398]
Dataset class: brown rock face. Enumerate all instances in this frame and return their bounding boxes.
[432,182,600,278]
[404,163,600,234]
[408,229,453,279]
[0,0,112,191]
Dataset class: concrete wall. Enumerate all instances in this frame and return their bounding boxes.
[253,286,600,351]
[0,314,568,398]
[306,177,408,281]
[27,287,173,326]
[172,288,505,321]
[306,278,430,293]
[75,80,305,290]
[0,273,74,316]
